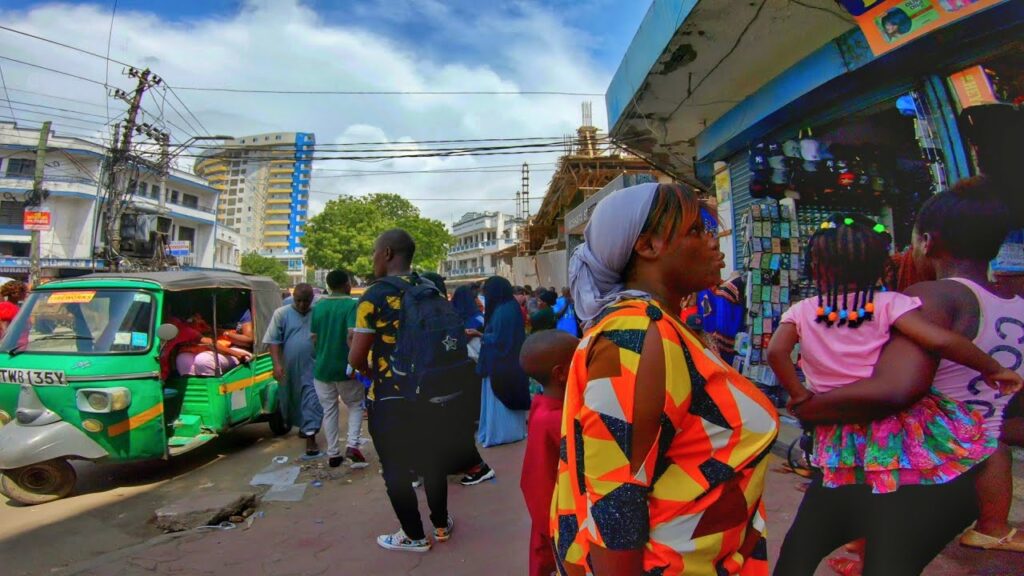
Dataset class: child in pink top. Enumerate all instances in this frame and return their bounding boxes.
[768,214,1022,494]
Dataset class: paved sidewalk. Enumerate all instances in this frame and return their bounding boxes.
[57,426,1024,576]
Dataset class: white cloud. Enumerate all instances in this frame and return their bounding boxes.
[0,0,611,225]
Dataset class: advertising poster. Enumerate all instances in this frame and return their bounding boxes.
[23,209,52,231]
[855,0,1007,56]
[949,65,999,108]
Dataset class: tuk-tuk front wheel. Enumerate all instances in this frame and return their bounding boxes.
[268,410,291,436]
[0,459,77,505]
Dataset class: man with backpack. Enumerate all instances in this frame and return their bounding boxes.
[349,229,471,553]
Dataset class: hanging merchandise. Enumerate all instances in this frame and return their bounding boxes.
[739,199,801,387]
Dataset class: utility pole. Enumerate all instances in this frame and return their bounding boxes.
[102,67,162,271]
[28,121,50,288]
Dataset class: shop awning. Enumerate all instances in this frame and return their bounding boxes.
[605,0,856,181]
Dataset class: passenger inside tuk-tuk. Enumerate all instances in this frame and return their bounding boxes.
[217,291,254,352]
[161,292,252,378]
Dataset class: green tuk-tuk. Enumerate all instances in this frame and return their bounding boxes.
[0,271,288,505]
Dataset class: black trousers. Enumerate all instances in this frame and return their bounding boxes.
[367,398,448,540]
[774,468,979,576]
[443,382,485,474]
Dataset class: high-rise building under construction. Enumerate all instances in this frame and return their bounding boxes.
[194,132,314,282]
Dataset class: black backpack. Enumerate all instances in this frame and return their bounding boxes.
[380,276,475,403]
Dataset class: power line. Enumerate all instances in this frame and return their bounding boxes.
[2,87,113,111]
[189,140,588,155]
[0,118,111,142]
[313,161,558,174]
[0,98,110,120]
[0,25,602,97]
[0,24,133,69]
[1,105,110,127]
[668,0,768,118]
[172,147,610,162]
[0,114,107,133]
[309,190,526,202]
[314,169,521,178]
[164,86,210,136]
[0,55,107,87]
[172,87,603,96]
[104,0,119,125]
[0,63,14,123]
[0,24,209,138]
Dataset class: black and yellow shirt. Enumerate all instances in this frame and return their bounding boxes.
[354,275,411,401]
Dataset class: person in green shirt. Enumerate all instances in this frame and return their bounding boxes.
[311,269,368,469]
[528,289,557,332]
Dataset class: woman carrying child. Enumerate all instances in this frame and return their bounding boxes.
[773,180,1024,574]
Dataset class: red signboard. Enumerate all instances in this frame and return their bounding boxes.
[23,210,51,231]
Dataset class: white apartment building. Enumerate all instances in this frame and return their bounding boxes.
[443,211,522,282]
[0,122,225,278]
[214,226,242,271]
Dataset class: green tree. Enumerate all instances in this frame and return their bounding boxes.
[240,252,290,287]
[305,193,451,278]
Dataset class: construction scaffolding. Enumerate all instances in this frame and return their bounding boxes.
[522,103,664,255]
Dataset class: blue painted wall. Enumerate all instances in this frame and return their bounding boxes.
[605,0,698,131]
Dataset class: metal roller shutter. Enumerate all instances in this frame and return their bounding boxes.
[728,154,753,267]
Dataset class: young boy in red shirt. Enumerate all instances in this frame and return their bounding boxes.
[519,329,579,576]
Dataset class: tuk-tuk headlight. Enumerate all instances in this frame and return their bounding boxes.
[76,388,132,413]
[0,409,10,427]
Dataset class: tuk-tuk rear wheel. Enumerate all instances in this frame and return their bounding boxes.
[268,410,291,436]
[0,459,77,505]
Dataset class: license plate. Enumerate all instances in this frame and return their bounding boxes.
[0,369,67,386]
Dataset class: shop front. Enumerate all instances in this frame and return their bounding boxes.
[608,0,1023,396]
[715,16,1021,388]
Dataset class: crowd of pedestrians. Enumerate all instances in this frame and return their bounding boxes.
[258,174,1023,575]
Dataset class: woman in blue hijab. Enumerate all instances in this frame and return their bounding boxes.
[452,285,485,331]
[476,276,529,447]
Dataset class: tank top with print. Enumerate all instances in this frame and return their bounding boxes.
[932,277,1024,437]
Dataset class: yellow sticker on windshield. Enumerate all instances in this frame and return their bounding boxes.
[47,291,96,304]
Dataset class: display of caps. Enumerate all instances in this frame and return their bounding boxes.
[800,138,822,161]
[749,169,770,198]
[768,155,789,170]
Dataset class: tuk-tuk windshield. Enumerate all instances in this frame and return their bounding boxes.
[0,289,155,354]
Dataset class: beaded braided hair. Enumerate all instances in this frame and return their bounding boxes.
[803,214,891,328]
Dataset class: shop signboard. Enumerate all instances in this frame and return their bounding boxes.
[23,209,51,231]
[855,0,1008,57]
[166,240,191,257]
[949,65,998,109]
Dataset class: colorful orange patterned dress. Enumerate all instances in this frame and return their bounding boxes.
[551,299,779,576]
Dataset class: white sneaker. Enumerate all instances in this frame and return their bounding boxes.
[377,529,431,553]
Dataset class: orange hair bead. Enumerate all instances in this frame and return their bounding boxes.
[816,307,825,316]
[865,302,875,313]
[828,312,839,322]
[848,312,859,321]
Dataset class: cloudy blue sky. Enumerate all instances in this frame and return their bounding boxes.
[1,0,650,222]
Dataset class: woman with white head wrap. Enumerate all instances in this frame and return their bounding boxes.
[554,183,778,576]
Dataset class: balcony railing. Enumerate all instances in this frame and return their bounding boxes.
[447,267,489,278]
[2,174,217,214]
[448,237,518,255]
[3,173,94,186]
